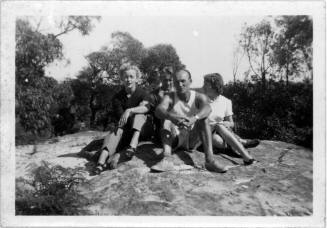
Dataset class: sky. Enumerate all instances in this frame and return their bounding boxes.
[42,15,264,87]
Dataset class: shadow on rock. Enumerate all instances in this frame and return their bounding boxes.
[78,138,104,162]
[217,148,243,158]
[84,161,98,176]
[135,143,163,168]
[175,150,195,166]
[57,152,81,158]
[195,144,242,158]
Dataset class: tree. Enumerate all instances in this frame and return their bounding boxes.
[15,17,100,139]
[232,46,245,83]
[16,76,58,135]
[111,31,147,67]
[55,16,101,37]
[16,19,63,85]
[140,44,184,79]
[272,16,313,84]
[239,20,275,90]
[84,32,147,84]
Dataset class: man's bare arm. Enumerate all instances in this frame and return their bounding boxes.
[128,100,150,114]
[194,92,212,119]
[155,94,172,120]
[155,94,189,126]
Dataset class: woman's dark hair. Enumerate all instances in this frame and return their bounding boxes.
[203,73,224,95]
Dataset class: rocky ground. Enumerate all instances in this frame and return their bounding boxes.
[16,131,312,216]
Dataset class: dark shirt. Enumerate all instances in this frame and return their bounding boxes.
[144,88,172,140]
[112,86,148,123]
[145,88,162,113]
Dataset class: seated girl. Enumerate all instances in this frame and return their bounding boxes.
[201,73,259,165]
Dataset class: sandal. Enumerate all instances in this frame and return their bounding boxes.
[124,146,136,159]
[93,163,106,175]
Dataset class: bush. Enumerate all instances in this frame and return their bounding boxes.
[16,161,92,215]
[224,80,313,148]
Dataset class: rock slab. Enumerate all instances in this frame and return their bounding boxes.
[16,131,312,216]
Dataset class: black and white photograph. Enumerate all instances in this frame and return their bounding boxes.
[0,1,325,227]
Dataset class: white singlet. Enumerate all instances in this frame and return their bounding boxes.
[169,90,199,149]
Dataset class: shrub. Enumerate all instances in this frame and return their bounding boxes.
[224,80,313,148]
[16,161,92,215]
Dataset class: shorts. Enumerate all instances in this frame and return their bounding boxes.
[169,123,200,151]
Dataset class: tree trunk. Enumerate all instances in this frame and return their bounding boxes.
[89,93,96,128]
[285,63,289,86]
[90,109,96,128]
[261,71,266,91]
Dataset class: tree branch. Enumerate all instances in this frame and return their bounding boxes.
[246,48,259,77]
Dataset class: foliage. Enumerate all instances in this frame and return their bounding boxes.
[239,19,275,89]
[224,80,313,148]
[111,31,147,67]
[238,16,313,86]
[272,16,313,82]
[140,43,184,76]
[52,79,75,109]
[15,17,100,142]
[55,16,101,37]
[16,77,58,135]
[16,19,63,85]
[16,161,92,215]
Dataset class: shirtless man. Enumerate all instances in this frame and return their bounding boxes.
[151,69,227,173]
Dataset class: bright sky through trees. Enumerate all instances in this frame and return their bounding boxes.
[44,16,263,87]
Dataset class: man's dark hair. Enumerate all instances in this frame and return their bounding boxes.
[203,73,224,95]
[162,66,174,75]
[148,66,174,84]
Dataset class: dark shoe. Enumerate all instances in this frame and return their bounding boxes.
[243,139,260,148]
[244,158,259,166]
[93,164,106,175]
[124,146,136,159]
[205,161,228,173]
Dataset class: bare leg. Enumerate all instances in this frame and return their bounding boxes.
[212,133,226,149]
[150,120,176,171]
[161,120,175,157]
[196,118,227,172]
[215,124,253,162]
